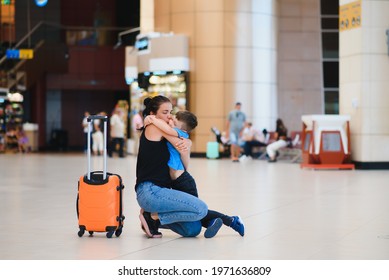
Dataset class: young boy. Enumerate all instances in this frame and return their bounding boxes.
[144,111,244,238]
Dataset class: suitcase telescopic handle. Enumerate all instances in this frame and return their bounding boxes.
[87,115,108,180]
[87,115,108,121]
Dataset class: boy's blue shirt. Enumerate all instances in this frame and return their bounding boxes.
[167,127,189,170]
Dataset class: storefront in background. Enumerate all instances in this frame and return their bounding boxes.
[135,70,188,113]
[125,32,190,138]
[0,92,25,152]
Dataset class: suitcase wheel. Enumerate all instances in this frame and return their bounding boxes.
[115,228,122,237]
[88,231,94,236]
[78,228,85,237]
[106,231,114,238]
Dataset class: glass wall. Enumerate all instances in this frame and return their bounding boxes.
[321,0,339,114]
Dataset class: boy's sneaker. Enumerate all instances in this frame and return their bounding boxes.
[239,155,247,162]
[204,218,223,238]
[230,216,245,236]
[139,209,162,238]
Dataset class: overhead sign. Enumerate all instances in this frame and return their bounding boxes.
[6,49,19,59]
[6,49,34,59]
[339,0,361,31]
[19,49,34,59]
[135,37,149,52]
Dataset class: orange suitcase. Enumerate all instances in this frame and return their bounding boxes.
[77,115,125,238]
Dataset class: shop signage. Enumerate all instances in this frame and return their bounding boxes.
[339,0,361,31]
[35,0,48,7]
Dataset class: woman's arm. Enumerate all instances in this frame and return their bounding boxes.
[163,131,191,169]
[176,138,191,170]
[159,127,192,170]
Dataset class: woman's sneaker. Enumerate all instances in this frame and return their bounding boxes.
[230,216,245,236]
[139,209,162,238]
[204,218,223,238]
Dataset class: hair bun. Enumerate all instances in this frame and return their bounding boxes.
[143,97,151,106]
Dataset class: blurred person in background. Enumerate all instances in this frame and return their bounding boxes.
[225,102,247,162]
[131,110,143,155]
[266,118,288,162]
[239,122,268,161]
[109,107,125,158]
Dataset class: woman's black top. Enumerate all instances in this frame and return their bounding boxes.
[276,124,287,140]
[135,127,171,191]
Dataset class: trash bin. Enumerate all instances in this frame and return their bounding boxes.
[206,142,219,159]
[23,123,39,152]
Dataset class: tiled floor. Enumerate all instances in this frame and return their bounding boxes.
[1,153,389,260]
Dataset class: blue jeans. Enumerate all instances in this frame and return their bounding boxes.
[136,181,208,237]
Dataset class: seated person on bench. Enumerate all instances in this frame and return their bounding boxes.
[240,123,267,160]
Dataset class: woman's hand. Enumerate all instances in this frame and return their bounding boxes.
[175,137,192,152]
[175,137,192,170]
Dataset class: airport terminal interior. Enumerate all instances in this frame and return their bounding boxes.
[1,0,389,264]
[1,153,389,260]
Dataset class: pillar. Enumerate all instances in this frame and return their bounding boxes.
[339,0,389,168]
[154,0,277,153]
